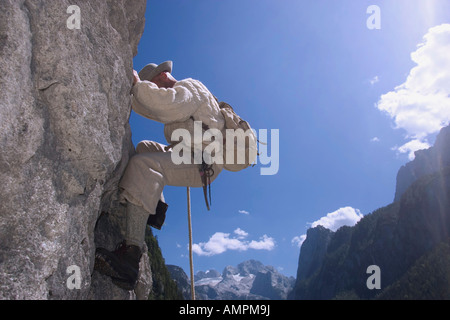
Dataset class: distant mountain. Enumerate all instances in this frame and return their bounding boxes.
[168,259,295,300]
[289,125,450,300]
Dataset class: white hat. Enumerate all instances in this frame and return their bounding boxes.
[138,61,173,81]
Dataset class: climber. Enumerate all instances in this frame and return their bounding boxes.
[94,61,225,290]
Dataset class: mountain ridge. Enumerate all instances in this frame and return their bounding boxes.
[289,124,450,300]
[168,259,295,300]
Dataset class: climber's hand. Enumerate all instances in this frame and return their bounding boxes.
[133,70,140,85]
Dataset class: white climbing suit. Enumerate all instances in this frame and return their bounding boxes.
[119,78,224,220]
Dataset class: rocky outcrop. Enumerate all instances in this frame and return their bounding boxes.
[194,269,222,282]
[294,226,333,282]
[250,266,295,300]
[394,125,450,202]
[0,0,148,299]
[167,265,191,300]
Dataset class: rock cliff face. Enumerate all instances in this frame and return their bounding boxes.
[0,0,148,299]
[167,265,191,300]
[294,226,333,282]
[250,266,295,300]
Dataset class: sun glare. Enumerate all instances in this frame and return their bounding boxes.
[422,0,438,26]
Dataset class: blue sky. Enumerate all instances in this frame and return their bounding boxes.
[131,0,450,277]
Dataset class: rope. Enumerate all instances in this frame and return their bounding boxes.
[187,187,196,300]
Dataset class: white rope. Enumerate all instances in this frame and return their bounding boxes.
[187,187,196,300]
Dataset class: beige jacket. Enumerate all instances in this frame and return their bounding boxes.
[131,79,225,151]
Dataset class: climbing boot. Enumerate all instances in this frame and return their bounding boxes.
[147,200,168,230]
[94,240,142,290]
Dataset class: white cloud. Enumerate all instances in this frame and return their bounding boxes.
[234,228,248,239]
[248,235,275,250]
[394,139,431,160]
[292,207,363,248]
[291,235,307,248]
[192,228,275,256]
[192,232,241,256]
[238,210,250,215]
[311,207,364,231]
[371,137,380,143]
[377,24,450,159]
[370,75,380,85]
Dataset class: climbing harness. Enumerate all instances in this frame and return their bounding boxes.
[199,160,214,211]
